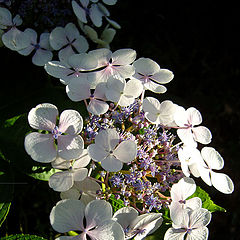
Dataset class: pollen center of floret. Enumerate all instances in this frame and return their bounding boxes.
[52,126,62,139]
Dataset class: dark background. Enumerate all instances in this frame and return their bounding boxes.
[0,1,239,239]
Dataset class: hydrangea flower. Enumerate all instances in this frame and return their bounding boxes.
[177,144,202,177]
[17,28,53,66]
[24,103,84,163]
[87,128,137,172]
[45,52,98,85]
[50,199,125,240]
[49,22,89,63]
[174,106,212,146]
[60,177,101,205]
[142,97,176,126]
[169,177,202,226]
[72,0,106,27]
[132,57,174,93]
[66,81,109,115]
[0,7,22,30]
[164,208,212,240]
[105,76,143,107]
[88,48,136,86]
[49,149,91,192]
[196,147,234,194]
[113,206,163,240]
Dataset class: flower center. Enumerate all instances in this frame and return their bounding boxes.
[52,126,62,139]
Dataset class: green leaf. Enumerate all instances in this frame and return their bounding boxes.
[189,186,226,213]
[4,115,22,128]
[28,166,61,181]
[109,194,125,213]
[0,234,47,240]
[0,202,11,227]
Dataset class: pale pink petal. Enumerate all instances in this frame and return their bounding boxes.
[57,135,84,160]
[28,103,58,131]
[58,110,83,134]
[24,132,56,163]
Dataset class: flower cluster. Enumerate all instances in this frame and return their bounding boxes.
[1,2,234,240]
[0,0,119,65]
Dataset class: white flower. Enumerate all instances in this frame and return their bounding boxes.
[50,199,125,240]
[24,103,84,163]
[197,147,234,194]
[60,177,101,205]
[0,7,22,29]
[72,0,105,27]
[169,177,202,226]
[49,23,88,64]
[142,97,176,126]
[132,57,174,93]
[88,48,136,86]
[87,128,137,172]
[174,106,212,146]
[105,76,143,107]
[177,144,202,177]
[66,81,109,115]
[17,28,53,66]
[49,149,90,192]
[45,52,98,85]
[164,208,211,240]
[113,206,163,240]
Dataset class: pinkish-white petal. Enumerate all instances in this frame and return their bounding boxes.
[186,107,202,126]
[24,132,56,163]
[111,49,136,65]
[66,81,91,102]
[57,135,84,160]
[192,126,212,145]
[28,103,58,131]
[87,99,109,115]
[58,110,83,134]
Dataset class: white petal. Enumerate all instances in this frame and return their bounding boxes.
[87,144,109,162]
[188,227,209,240]
[112,49,136,65]
[101,155,123,172]
[163,227,186,240]
[159,100,176,125]
[133,57,160,76]
[151,69,174,84]
[58,46,75,65]
[171,177,196,202]
[95,128,119,151]
[24,133,56,163]
[72,35,89,53]
[51,157,71,169]
[66,80,91,102]
[198,165,212,186]
[185,197,202,211]
[65,22,80,42]
[186,107,202,126]
[85,200,112,228]
[73,168,88,182]
[143,97,161,114]
[118,95,135,107]
[73,149,91,168]
[113,140,137,163]
[144,80,167,93]
[28,103,58,131]
[113,206,139,230]
[211,171,234,194]
[201,147,224,170]
[32,49,53,66]
[192,126,212,144]
[49,26,68,50]
[189,208,211,228]
[174,106,188,127]
[87,99,109,115]
[0,7,12,26]
[177,129,195,146]
[94,82,107,100]
[49,171,73,192]
[50,199,85,233]
[60,188,81,200]
[39,32,51,49]
[59,110,83,134]
[114,65,135,78]
[44,61,74,83]
[72,0,87,23]
[57,135,84,160]
[88,219,125,240]
[89,4,103,27]
[124,79,143,98]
